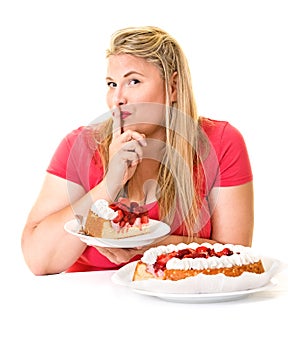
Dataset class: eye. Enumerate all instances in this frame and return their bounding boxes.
[129,79,140,85]
[107,81,117,88]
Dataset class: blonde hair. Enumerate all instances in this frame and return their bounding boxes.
[93,26,208,236]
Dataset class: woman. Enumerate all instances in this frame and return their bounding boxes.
[21,26,254,275]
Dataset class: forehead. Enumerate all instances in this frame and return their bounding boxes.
[106,54,161,77]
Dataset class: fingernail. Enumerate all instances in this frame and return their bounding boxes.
[140,139,147,146]
[139,135,147,146]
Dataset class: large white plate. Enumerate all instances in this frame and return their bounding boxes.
[131,281,277,303]
[64,219,170,248]
[111,258,282,303]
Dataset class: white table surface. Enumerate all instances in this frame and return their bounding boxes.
[1,262,288,350]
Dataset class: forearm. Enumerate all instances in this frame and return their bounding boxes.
[22,178,122,275]
[21,205,86,275]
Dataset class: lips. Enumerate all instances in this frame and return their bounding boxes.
[120,111,131,120]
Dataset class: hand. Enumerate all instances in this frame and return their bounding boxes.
[95,246,145,265]
[105,124,147,189]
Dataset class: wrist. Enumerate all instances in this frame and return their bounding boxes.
[93,178,122,203]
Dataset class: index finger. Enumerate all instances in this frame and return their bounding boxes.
[111,107,122,139]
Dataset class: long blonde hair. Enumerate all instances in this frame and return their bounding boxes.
[93,26,208,236]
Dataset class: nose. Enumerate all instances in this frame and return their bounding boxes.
[113,87,127,107]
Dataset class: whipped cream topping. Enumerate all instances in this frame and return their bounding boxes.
[141,242,260,270]
[91,199,117,220]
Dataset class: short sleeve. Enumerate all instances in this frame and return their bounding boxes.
[47,126,104,192]
[47,127,83,181]
[202,118,253,189]
[217,122,253,186]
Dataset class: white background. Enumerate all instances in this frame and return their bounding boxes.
[1,0,287,276]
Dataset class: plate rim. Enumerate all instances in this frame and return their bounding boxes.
[131,279,277,300]
[64,218,171,247]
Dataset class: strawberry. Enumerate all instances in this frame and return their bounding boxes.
[154,252,178,271]
[122,214,129,222]
[176,248,193,259]
[196,246,209,254]
[140,214,149,224]
[112,210,124,223]
[119,220,126,228]
[109,203,118,211]
[218,248,233,256]
[128,213,137,225]
[109,198,150,229]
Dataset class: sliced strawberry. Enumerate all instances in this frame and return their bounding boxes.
[119,220,126,228]
[140,214,149,224]
[128,213,137,225]
[191,252,207,259]
[196,246,209,254]
[109,203,118,211]
[122,214,129,222]
[109,198,151,229]
[154,251,178,271]
[176,248,193,259]
[217,248,233,257]
[112,210,124,223]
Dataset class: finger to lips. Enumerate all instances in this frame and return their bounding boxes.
[112,107,122,137]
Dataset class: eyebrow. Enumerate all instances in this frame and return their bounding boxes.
[106,70,145,81]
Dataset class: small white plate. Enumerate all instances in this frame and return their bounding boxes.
[64,219,170,248]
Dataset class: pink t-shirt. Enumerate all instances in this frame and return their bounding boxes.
[47,118,253,272]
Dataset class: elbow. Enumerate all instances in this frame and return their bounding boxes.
[21,234,53,276]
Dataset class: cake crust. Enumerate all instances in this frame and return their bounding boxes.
[83,210,116,238]
[132,260,265,281]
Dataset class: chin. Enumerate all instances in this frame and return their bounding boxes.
[124,123,161,136]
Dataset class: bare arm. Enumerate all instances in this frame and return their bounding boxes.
[21,173,120,275]
[208,181,254,246]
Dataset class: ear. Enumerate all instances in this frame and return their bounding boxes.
[169,71,178,103]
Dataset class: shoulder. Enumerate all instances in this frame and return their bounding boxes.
[200,116,252,187]
[200,117,248,157]
[200,117,244,144]
[60,125,100,155]
[63,126,86,144]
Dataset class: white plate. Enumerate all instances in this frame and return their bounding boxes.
[64,219,170,248]
[111,259,281,303]
[131,281,277,303]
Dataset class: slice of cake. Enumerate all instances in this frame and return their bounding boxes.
[82,198,150,239]
[132,242,265,281]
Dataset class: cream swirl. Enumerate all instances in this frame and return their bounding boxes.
[91,199,118,220]
[141,242,261,270]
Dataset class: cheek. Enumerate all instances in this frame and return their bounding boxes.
[106,93,112,109]
[150,83,166,104]
[132,103,166,126]
[137,81,166,104]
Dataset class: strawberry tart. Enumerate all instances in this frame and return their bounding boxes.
[82,198,150,239]
[132,242,265,281]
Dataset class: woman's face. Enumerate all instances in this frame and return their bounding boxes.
[106,54,167,136]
